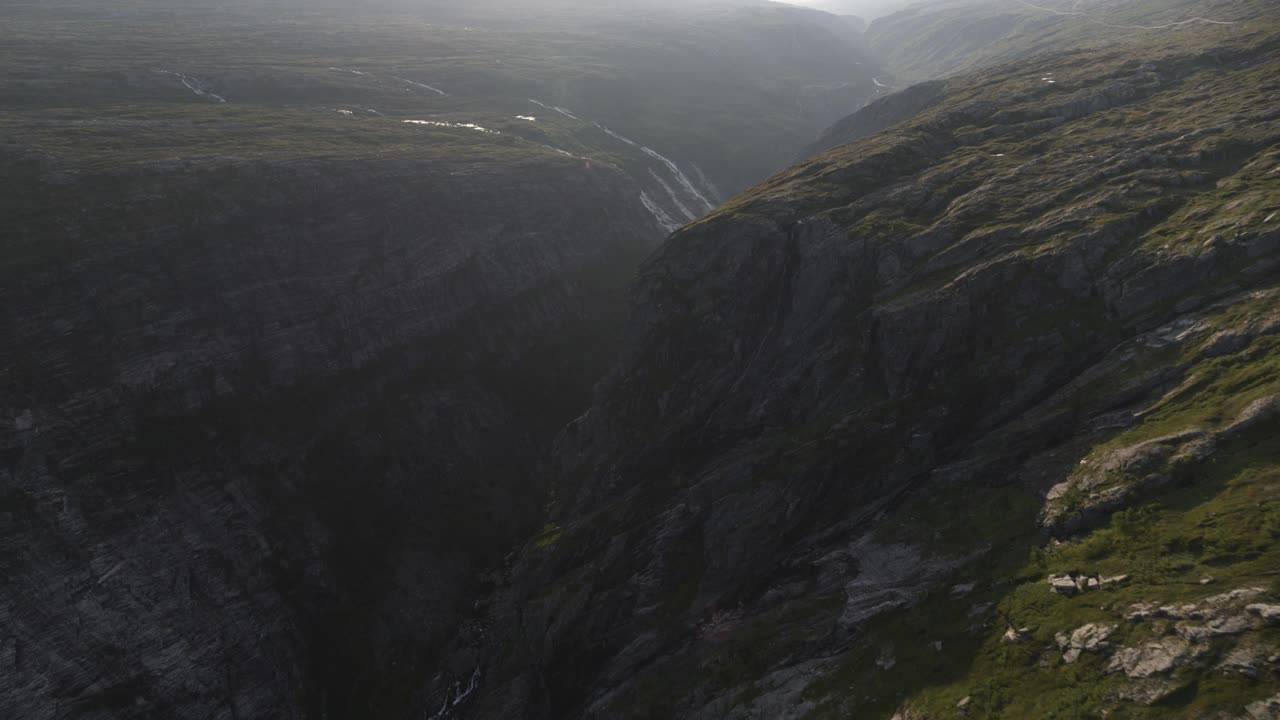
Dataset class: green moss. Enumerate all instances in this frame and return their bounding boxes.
[799,282,1280,719]
[532,523,564,551]
[807,429,1278,719]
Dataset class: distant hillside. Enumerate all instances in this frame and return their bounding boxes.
[865,0,1271,84]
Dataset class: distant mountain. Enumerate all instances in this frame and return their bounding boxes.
[776,0,909,21]
[865,0,1272,84]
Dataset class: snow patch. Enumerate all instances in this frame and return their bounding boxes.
[650,169,696,221]
[597,123,712,211]
[161,71,227,103]
[690,163,723,203]
[96,562,126,587]
[427,667,482,720]
[524,104,714,219]
[602,127,638,147]
[404,120,498,134]
[540,144,584,158]
[640,191,682,233]
[515,115,537,122]
[395,76,448,96]
[598,122,714,214]
[641,147,714,214]
[529,99,580,120]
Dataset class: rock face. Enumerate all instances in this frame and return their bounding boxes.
[1108,636,1201,679]
[0,150,662,719]
[437,4,1280,718]
[1108,586,1279,687]
[1056,623,1115,664]
[1048,573,1128,596]
[1042,396,1280,535]
[1243,694,1280,720]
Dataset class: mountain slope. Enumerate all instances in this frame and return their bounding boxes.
[449,6,1280,719]
[809,0,1270,157]
[0,1,910,716]
[864,0,1268,85]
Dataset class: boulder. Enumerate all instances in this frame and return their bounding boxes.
[1115,679,1184,706]
[1001,626,1031,644]
[1057,623,1116,664]
[1217,639,1274,678]
[1048,574,1080,596]
[1243,694,1280,720]
[1175,615,1253,641]
[876,644,897,671]
[1107,637,1200,679]
[1246,604,1280,622]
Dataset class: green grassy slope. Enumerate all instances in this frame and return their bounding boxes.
[709,6,1280,717]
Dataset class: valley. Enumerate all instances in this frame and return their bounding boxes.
[1,1,884,717]
[2,0,1278,719]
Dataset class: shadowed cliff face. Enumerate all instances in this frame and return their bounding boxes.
[448,7,1280,718]
[0,150,661,719]
[0,1,905,716]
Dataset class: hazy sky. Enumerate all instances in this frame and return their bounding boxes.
[778,0,924,19]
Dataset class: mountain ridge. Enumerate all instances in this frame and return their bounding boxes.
[435,4,1280,717]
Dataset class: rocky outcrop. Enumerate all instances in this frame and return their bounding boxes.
[1108,636,1204,679]
[1042,395,1280,534]
[1056,623,1116,664]
[1107,587,1280,701]
[1047,573,1129,596]
[1242,694,1280,720]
